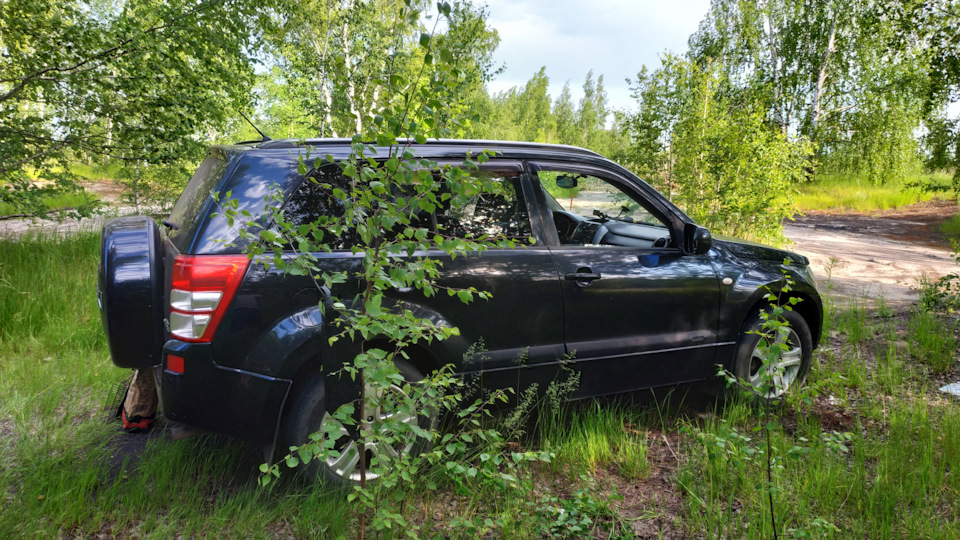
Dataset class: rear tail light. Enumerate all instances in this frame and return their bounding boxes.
[169,254,250,342]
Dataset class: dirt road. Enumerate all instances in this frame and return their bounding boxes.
[785,200,959,304]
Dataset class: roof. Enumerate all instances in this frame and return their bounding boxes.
[230,138,605,160]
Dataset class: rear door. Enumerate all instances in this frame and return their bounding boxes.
[278,160,566,399]
[528,161,721,398]
[418,161,565,396]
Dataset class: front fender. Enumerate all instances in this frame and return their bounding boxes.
[717,260,823,346]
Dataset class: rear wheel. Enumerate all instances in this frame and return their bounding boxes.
[731,308,813,401]
[280,360,435,486]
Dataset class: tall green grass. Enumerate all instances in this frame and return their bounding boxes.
[940,213,960,239]
[678,301,960,538]
[3,234,960,537]
[540,400,651,481]
[0,191,100,216]
[794,171,954,212]
[0,233,357,537]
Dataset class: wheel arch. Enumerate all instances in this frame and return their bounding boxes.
[740,288,822,348]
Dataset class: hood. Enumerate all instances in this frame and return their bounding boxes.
[713,235,810,266]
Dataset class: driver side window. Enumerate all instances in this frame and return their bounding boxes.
[537,170,672,248]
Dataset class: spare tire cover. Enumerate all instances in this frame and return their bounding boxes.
[98,216,165,369]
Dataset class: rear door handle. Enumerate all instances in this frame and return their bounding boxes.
[564,267,602,285]
[564,272,601,280]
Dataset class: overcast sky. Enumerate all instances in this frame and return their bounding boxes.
[482,0,712,113]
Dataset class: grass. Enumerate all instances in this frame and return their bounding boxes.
[68,162,123,182]
[678,298,960,538]
[0,191,101,217]
[3,233,960,538]
[540,400,651,481]
[940,213,960,239]
[0,233,357,537]
[794,171,954,212]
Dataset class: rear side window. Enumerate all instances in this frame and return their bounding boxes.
[167,155,228,251]
[194,154,304,254]
[284,166,361,249]
[170,152,305,254]
[436,175,532,241]
[283,167,531,250]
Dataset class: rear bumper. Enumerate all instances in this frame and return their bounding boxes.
[159,340,292,447]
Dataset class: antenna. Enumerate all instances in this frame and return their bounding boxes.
[239,111,271,142]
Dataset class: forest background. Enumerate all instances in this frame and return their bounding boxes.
[2,0,959,243]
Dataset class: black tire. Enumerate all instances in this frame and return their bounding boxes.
[279,360,435,487]
[729,307,813,401]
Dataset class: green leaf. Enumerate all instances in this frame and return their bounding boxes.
[419,33,430,47]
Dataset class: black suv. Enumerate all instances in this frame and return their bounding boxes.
[98,139,822,481]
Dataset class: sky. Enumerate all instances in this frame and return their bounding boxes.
[481,0,713,113]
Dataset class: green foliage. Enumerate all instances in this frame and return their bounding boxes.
[622,56,813,243]
[918,241,960,321]
[521,475,626,539]
[475,67,626,156]
[688,0,955,187]
[0,187,100,218]
[258,0,500,140]
[1,0,269,215]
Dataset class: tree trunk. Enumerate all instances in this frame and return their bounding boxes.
[765,8,786,134]
[308,1,337,138]
[809,11,839,137]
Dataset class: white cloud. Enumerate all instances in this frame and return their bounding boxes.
[482,0,711,112]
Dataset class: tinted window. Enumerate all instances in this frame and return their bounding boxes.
[284,166,361,250]
[192,154,303,254]
[283,168,531,249]
[167,155,228,251]
[437,176,532,241]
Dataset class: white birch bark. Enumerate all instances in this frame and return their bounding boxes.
[810,12,839,136]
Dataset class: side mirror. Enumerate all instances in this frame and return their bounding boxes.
[684,224,712,255]
[555,175,578,189]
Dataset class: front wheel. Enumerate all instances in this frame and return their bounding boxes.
[280,360,435,487]
[731,308,813,401]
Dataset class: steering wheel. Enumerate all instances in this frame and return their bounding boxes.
[553,212,577,242]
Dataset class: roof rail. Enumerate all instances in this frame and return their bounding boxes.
[255,138,604,158]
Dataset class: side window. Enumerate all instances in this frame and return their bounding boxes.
[436,175,533,241]
[538,170,672,249]
[282,167,532,249]
[284,166,361,250]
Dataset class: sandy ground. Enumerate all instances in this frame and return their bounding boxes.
[785,199,959,304]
